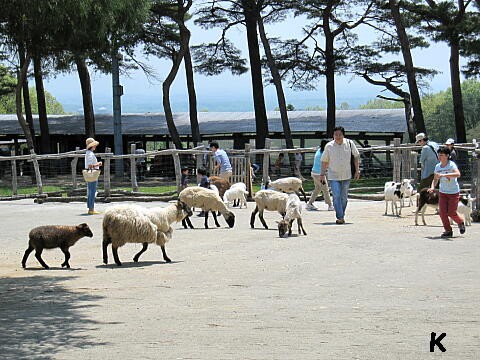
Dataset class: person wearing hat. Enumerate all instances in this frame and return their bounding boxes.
[445,138,457,161]
[85,137,102,215]
[416,132,439,191]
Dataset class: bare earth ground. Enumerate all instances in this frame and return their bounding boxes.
[0,198,478,360]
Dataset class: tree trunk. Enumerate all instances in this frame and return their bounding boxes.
[258,17,294,151]
[243,2,268,149]
[182,32,201,146]
[19,45,36,151]
[389,0,425,134]
[325,34,336,138]
[75,57,96,137]
[449,37,466,143]
[33,54,50,153]
[403,94,416,142]
[16,52,35,151]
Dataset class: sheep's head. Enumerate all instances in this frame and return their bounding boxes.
[177,201,193,219]
[277,220,289,238]
[224,211,235,228]
[77,223,93,238]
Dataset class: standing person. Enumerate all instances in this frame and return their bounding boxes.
[428,146,465,238]
[445,138,457,161]
[274,153,284,178]
[84,137,102,215]
[320,127,360,224]
[306,140,334,211]
[416,132,439,190]
[180,167,189,191]
[134,143,146,180]
[210,142,232,180]
[294,152,305,179]
[362,140,372,174]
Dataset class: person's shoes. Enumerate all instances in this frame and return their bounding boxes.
[336,219,345,224]
[88,210,101,215]
[440,231,453,238]
[328,205,335,211]
[458,222,466,234]
[305,203,318,211]
[197,211,205,217]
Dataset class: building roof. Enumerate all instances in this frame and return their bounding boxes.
[0,109,406,136]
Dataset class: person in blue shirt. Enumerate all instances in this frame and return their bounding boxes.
[210,142,232,181]
[428,146,465,238]
[416,132,439,190]
[306,139,334,211]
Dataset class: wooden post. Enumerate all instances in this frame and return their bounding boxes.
[410,151,418,182]
[104,147,111,197]
[30,150,43,195]
[401,147,411,181]
[130,143,138,192]
[262,138,272,186]
[393,138,401,183]
[475,150,480,211]
[244,144,252,198]
[170,143,182,193]
[11,150,18,196]
[71,146,80,189]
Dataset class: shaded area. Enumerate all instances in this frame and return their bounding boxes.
[0,275,108,360]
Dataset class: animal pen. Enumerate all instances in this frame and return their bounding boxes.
[0,139,479,213]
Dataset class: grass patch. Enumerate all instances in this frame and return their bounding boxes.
[0,185,68,197]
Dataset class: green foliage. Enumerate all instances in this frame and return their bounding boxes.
[0,65,16,97]
[0,87,65,114]
[360,98,404,109]
[304,105,325,111]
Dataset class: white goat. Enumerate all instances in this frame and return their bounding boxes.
[223,182,248,208]
[451,194,476,226]
[400,179,415,207]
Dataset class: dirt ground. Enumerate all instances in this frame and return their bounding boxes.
[0,198,478,360]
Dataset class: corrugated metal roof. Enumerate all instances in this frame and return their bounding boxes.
[0,109,406,135]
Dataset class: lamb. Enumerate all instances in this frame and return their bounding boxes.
[223,182,248,208]
[277,193,307,237]
[179,186,235,229]
[266,177,307,202]
[250,189,289,229]
[384,181,407,216]
[22,223,93,269]
[415,188,439,225]
[451,194,475,226]
[102,200,192,266]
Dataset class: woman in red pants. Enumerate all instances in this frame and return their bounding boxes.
[428,146,465,238]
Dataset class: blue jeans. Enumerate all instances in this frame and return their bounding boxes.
[87,181,97,210]
[329,180,351,220]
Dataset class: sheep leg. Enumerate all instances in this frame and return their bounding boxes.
[182,218,188,229]
[298,187,307,203]
[259,210,269,229]
[34,248,49,269]
[298,218,307,235]
[103,238,111,265]
[112,245,122,266]
[161,245,171,263]
[204,211,209,229]
[384,201,388,215]
[212,211,221,227]
[60,246,71,268]
[22,245,34,269]
[288,219,294,236]
[133,242,148,262]
[183,216,194,229]
[250,206,259,228]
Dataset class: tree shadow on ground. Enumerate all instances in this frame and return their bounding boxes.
[0,275,108,360]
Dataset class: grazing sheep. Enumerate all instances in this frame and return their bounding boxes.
[266,177,307,202]
[415,188,439,225]
[250,189,289,229]
[277,193,307,237]
[223,182,248,208]
[179,186,235,229]
[451,194,475,226]
[384,181,407,216]
[22,223,93,269]
[102,201,192,266]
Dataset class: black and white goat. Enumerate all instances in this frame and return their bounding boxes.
[400,179,415,207]
[384,180,409,216]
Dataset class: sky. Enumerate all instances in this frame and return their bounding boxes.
[42,12,463,114]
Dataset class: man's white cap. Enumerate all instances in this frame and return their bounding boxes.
[445,138,455,145]
[415,133,426,143]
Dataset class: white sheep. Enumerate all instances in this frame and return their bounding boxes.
[384,181,407,216]
[250,189,289,229]
[451,194,475,226]
[266,177,307,202]
[102,200,192,266]
[179,186,235,229]
[223,182,248,208]
[277,193,307,237]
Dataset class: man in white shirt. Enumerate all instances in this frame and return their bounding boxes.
[319,126,360,224]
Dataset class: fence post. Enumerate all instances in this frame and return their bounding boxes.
[244,144,252,198]
[392,138,401,183]
[262,138,272,185]
[410,151,418,182]
[30,150,43,195]
[71,146,80,189]
[401,147,411,181]
[170,143,182,193]
[104,147,111,197]
[130,143,138,192]
[10,150,18,196]
[474,150,480,211]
